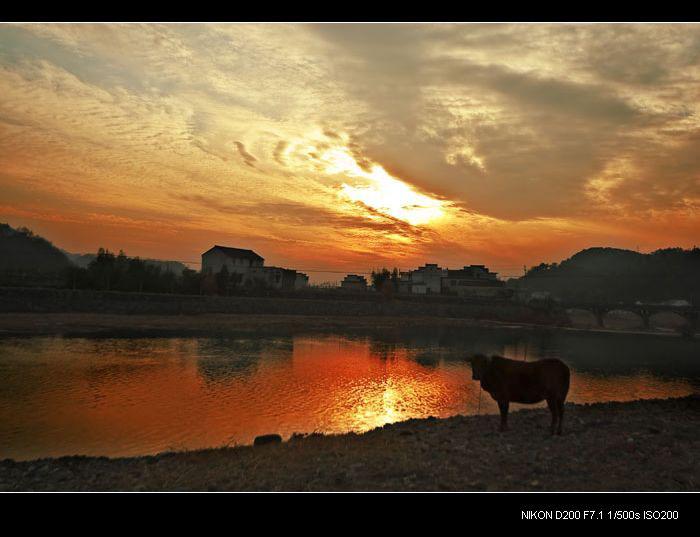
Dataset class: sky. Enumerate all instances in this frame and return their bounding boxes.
[1,23,699,282]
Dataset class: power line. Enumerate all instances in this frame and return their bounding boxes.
[173,260,525,270]
[171,259,526,277]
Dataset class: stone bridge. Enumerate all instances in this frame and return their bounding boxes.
[561,301,699,331]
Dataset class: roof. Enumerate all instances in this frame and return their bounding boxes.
[256,266,296,275]
[343,274,367,282]
[447,267,496,278]
[202,245,264,262]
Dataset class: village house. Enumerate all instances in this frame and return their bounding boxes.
[407,263,448,294]
[341,274,368,291]
[201,245,264,275]
[247,266,298,290]
[398,263,510,298]
[441,265,508,298]
[295,272,309,289]
[201,245,307,290]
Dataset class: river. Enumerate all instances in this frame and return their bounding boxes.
[1,327,698,460]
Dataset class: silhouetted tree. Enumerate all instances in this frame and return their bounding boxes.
[201,271,217,295]
[181,268,204,294]
[372,267,400,299]
[88,248,117,290]
[371,268,391,291]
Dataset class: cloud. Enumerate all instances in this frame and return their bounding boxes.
[172,193,428,240]
[272,140,287,165]
[233,141,257,167]
[304,24,700,224]
[2,23,700,277]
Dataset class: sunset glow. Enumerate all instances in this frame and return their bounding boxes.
[331,153,446,226]
[2,23,700,278]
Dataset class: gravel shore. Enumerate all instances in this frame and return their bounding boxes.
[2,396,699,492]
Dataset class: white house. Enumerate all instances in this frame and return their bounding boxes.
[410,263,448,294]
[201,245,264,276]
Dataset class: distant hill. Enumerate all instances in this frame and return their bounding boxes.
[0,223,71,272]
[64,252,187,274]
[517,247,700,305]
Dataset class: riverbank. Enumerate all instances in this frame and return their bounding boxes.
[0,312,511,338]
[0,286,569,326]
[0,312,687,340]
[2,396,699,491]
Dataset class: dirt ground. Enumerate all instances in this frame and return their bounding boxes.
[2,396,699,492]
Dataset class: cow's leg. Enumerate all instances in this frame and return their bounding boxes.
[557,401,565,435]
[498,400,509,431]
[546,398,559,436]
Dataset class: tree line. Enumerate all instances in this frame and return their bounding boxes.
[370,267,400,294]
[65,249,291,295]
[519,247,700,305]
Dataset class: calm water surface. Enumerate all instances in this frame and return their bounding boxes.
[1,329,698,460]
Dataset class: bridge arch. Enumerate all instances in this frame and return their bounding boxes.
[565,307,647,329]
[564,303,697,334]
[603,309,648,329]
[648,310,687,330]
[564,308,598,328]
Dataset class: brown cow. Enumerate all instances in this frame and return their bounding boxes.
[467,354,570,435]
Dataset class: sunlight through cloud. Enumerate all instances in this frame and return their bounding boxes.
[321,148,445,226]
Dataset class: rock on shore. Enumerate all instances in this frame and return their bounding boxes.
[2,396,699,492]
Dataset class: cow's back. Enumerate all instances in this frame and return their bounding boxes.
[490,357,570,404]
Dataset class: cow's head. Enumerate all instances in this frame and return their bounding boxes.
[466,353,491,381]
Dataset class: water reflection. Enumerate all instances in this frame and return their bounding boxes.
[0,329,698,461]
[196,338,293,384]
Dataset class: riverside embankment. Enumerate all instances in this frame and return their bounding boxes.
[0,286,567,326]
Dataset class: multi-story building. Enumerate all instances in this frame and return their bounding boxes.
[408,263,448,294]
[441,265,507,297]
[201,245,307,290]
[398,263,509,298]
[201,245,264,276]
[341,274,368,291]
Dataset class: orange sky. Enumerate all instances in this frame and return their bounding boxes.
[1,23,699,281]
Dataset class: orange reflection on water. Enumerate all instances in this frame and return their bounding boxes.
[569,371,695,404]
[0,336,698,461]
[283,338,473,435]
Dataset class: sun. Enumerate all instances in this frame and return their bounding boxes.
[320,148,445,226]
